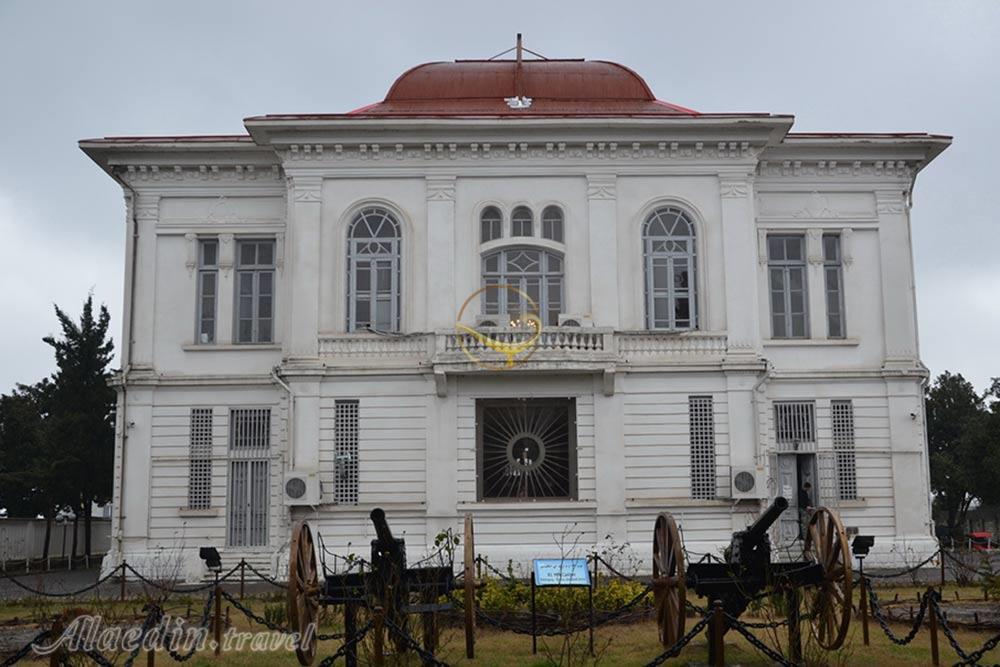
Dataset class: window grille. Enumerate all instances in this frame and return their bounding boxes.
[187,408,213,509]
[227,408,270,547]
[774,401,816,451]
[643,206,697,330]
[234,239,275,343]
[831,400,858,500]
[480,206,503,243]
[476,398,576,500]
[482,247,563,326]
[334,400,359,505]
[688,396,717,500]
[347,207,401,332]
[511,206,533,237]
[823,234,846,338]
[541,205,564,242]
[197,240,218,344]
[767,235,809,338]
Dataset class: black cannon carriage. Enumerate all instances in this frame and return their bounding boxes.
[286,508,458,666]
[651,497,853,659]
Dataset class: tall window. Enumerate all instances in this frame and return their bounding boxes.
[511,206,533,237]
[831,400,858,500]
[768,235,808,339]
[347,207,401,332]
[480,206,502,243]
[482,247,563,326]
[541,205,564,242]
[824,234,846,338]
[227,408,270,547]
[334,400,359,505]
[196,239,218,344]
[689,396,717,500]
[774,401,816,451]
[643,207,697,330]
[188,408,213,510]
[235,239,275,343]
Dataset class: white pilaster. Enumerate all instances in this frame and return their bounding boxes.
[806,228,828,339]
[426,177,456,330]
[287,176,322,360]
[121,387,153,543]
[217,233,235,343]
[291,380,320,474]
[885,378,933,538]
[130,194,160,370]
[425,377,458,542]
[586,175,619,327]
[876,190,920,368]
[593,379,627,543]
[725,372,759,470]
[718,173,761,356]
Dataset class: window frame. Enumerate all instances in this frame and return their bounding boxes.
[346,207,402,333]
[233,239,275,344]
[642,206,698,331]
[510,206,534,237]
[481,246,564,326]
[831,400,858,500]
[767,234,809,339]
[187,407,213,510]
[196,239,218,344]
[333,399,360,505]
[541,205,564,243]
[823,233,847,339]
[480,206,503,243]
[689,395,717,500]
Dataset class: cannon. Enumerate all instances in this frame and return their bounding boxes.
[286,509,460,666]
[652,498,852,659]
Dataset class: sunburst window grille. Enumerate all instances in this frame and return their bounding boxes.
[476,398,576,500]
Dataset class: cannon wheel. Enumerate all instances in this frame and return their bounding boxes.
[804,507,853,650]
[288,520,320,666]
[652,512,686,648]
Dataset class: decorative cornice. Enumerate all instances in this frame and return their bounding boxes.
[425,176,456,202]
[757,159,913,180]
[719,175,751,198]
[118,163,281,184]
[586,174,617,200]
[289,176,322,203]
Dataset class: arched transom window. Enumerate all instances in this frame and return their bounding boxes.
[482,247,563,326]
[643,206,697,330]
[347,207,401,332]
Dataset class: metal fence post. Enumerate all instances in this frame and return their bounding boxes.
[463,513,476,660]
[530,571,537,655]
[120,561,127,601]
[214,577,222,657]
[712,599,725,667]
[860,574,870,646]
[928,588,940,667]
[240,559,245,600]
[373,605,385,667]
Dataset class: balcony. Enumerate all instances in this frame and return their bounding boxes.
[317,328,729,376]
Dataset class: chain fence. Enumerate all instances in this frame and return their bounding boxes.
[641,613,712,667]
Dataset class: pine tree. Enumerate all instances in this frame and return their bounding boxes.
[42,296,115,558]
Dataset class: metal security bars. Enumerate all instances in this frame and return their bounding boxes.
[774,401,816,452]
[643,206,697,330]
[187,408,213,510]
[234,239,275,343]
[767,235,809,338]
[823,234,846,339]
[196,239,218,344]
[831,400,858,500]
[688,396,717,500]
[227,408,271,547]
[476,398,577,501]
[334,400,359,505]
[347,207,401,333]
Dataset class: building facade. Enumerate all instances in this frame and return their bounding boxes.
[82,55,949,580]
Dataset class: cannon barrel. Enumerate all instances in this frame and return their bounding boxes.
[369,508,396,546]
[743,496,789,544]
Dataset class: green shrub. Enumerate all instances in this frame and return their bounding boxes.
[264,602,287,627]
[478,576,649,614]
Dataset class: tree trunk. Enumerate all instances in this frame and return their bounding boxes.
[84,503,92,559]
[42,514,52,561]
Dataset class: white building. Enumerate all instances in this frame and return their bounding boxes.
[82,51,949,579]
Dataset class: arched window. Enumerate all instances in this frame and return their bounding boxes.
[643,206,697,330]
[482,247,563,326]
[541,205,564,242]
[480,206,503,243]
[347,207,401,332]
[511,206,533,237]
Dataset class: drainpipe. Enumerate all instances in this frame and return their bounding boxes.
[108,167,140,563]
[751,359,773,469]
[271,367,295,469]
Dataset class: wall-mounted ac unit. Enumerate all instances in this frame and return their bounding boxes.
[283,471,320,506]
[558,314,594,327]
[730,467,766,499]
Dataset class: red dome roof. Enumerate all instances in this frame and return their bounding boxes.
[348,59,697,117]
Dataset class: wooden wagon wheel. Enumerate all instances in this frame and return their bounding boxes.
[652,512,686,648]
[804,507,853,650]
[288,520,320,666]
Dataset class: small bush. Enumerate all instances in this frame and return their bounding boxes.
[478,576,649,614]
[264,602,287,627]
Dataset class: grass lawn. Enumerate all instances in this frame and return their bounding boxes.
[2,584,999,665]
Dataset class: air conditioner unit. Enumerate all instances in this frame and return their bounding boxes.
[558,314,594,327]
[730,467,766,499]
[283,471,320,506]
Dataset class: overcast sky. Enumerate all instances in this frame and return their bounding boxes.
[0,1,997,393]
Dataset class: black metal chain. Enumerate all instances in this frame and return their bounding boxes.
[123,561,242,593]
[641,614,712,667]
[941,548,997,579]
[475,556,522,583]
[929,595,1000,667]
[241,560,289,589]
[727,617,798,667]
[382,615,450,667]
[316,620,374,667]
[0,629,50,667]
[122,603,165,667]
[593,554,644,581]
[861,550,941,579]
[866,578,930,645]
[0,563,125,598]
[219,589,295,634]
[165,590,216,662]
[84,648,117,666]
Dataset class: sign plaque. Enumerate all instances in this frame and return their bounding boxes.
[532,558,591,587]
